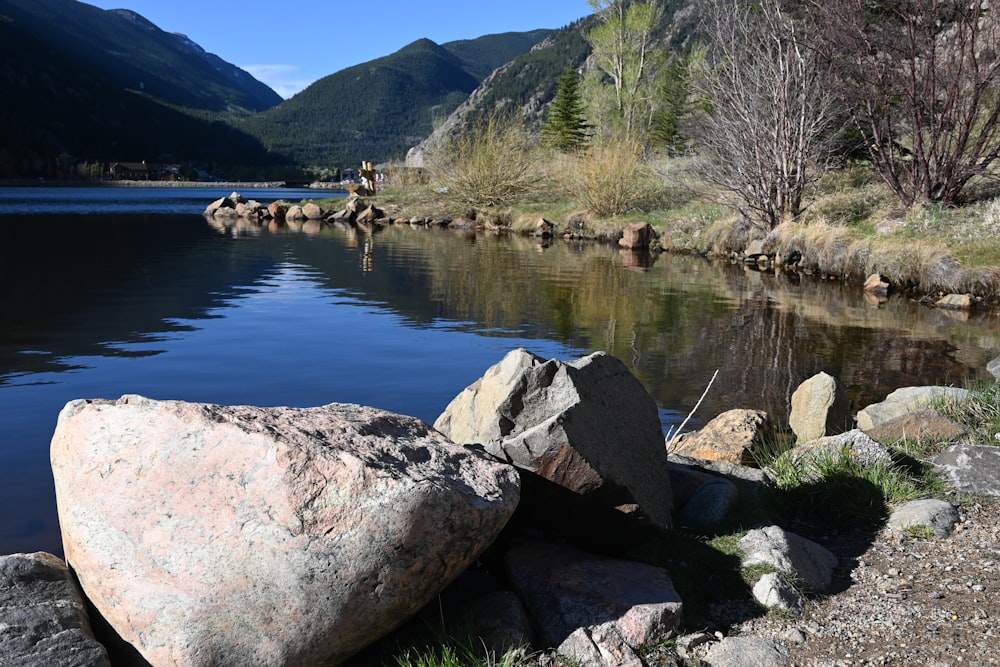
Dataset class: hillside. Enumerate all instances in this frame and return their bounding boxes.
[406,0,703,165]
[0,0,280,113]
[0,0,284,179]
[237,31,553,169]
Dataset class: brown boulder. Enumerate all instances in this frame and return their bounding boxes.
[267,201,288,220]
[302,202,324,219]
[670,409,775,465]
[788,372,852,443]
[864,408,969,445]
[618,221,658,250]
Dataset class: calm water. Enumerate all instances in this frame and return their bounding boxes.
[2,186,998,556]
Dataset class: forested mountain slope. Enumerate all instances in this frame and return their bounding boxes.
[238,31,553,169]
[0,0,284,178]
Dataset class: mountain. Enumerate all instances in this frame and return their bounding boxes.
[237,31,553,169]
[0,0,280,113]
[0,0,284,179]
[407,0,703,166]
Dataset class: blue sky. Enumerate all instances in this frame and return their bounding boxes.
[84,1,592,98]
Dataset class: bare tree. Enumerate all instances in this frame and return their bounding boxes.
[691,0,838,232]
[810,0,1000,208]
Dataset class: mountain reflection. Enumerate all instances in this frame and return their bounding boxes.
[2,212,997,427]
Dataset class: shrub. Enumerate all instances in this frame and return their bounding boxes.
[555,140,663,218]
[430,114,538,210]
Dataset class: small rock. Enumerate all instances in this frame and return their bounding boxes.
[676,632,714,659]
[670,409,776,466]
[864,408,968,446]
[779,627,807,644]
[936,293,974,310]
[618,221,658,249]
[864,273,890,296]
[739,526,838,591]
[856,386,970,431]
[887,499,960,538]
[677,475,739,529]
[934,444,1000,496]
[787,429,892,472]
[753,572,804,616]
[700,636,788,667]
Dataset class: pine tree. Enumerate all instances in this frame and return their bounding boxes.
[542,68,591,152]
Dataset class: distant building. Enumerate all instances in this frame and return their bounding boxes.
[108,161,182,180]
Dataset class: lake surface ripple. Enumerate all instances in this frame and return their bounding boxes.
[1,187,996,555]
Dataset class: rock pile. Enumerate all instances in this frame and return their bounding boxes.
[3,348,999,666]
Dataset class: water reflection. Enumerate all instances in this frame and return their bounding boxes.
[2,206,1000,555]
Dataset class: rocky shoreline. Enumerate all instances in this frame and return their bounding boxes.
[204,191,1000,316]
[3,339,1000,666]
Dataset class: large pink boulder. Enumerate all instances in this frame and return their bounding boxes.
[50,396,519,666]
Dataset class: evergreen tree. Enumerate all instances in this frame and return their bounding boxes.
[541,68,591,152]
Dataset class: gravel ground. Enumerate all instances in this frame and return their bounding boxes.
[707,495,1000,666]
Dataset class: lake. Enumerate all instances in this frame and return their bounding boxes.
[2,186,998,557]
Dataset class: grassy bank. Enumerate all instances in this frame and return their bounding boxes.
[370,158,1000,307]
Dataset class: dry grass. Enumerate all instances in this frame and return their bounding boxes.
[549,141,666,218]
[429,115,539,210]
[375,138,1000,298]
[765,217,1000,294]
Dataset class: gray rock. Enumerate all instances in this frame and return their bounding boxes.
[739,526,838,591]
[668,460,719,508]
[505,540,682,657]
[0,552,110,667]
[787,429,893,472]
[449,590,536,658]
[51,396,520,666]
[435,348,673,528]
[934,444,1000,495]
[701,636,788,667]
[788,372,852,443]
[677,476,739,529]
[856,386,970,431]
[676,632,715,660]
[752,572,804,616]
[887,499,960,538]
[669,453,773,512]
[668,453,774,487]
[987,355,1000,379]
[558,626,645,666]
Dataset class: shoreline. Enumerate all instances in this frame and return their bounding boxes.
[0,179,341,189]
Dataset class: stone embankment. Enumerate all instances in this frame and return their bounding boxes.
[206,191,988,315]
[4,343,1000,666]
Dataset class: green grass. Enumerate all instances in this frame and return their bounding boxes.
[372,627,538,667]
[393,643,531,667]
[939,379,1000,444]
